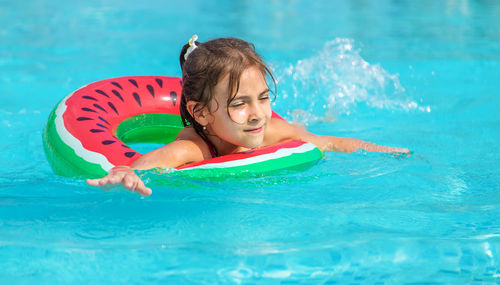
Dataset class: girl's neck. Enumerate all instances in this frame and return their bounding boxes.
[206,135,251,156]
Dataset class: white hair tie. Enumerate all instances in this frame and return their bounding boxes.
[184,34,199,61]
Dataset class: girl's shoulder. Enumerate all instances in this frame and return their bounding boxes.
[264,117,315,146]
[174,126,215,160]
[175,126,200,141]
[264,117,299,144]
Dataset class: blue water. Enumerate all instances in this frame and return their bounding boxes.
[1,0,499,283]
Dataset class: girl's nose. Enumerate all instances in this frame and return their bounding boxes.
[248,102,264,122]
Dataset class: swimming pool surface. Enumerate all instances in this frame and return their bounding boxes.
[1,0,499,283]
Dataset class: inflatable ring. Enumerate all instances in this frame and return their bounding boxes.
[43,76,324,178]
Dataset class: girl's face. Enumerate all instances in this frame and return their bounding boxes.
[206,66,272,150]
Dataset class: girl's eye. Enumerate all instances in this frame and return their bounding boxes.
[230,102,245,108]
[259,95,270,101]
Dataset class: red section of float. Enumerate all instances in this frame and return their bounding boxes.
[62,76,182,166]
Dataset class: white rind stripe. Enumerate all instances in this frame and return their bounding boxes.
[54,88,115,172]
[180,142,318,170]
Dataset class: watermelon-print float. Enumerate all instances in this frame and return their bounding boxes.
[43,76,324,179]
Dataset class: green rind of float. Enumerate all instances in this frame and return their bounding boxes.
[162,146,324,180]
[43,108,107,179]
[116,113,183,144]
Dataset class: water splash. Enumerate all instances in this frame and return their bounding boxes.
[272,38,430,124]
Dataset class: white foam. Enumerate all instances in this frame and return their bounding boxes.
[273,38,431,124]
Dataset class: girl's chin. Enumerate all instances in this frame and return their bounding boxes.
[223,135,265,150]
[242,139,265,149]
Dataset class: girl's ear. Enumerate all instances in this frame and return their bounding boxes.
[186,100,210,126]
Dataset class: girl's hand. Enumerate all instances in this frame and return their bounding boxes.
[86,166,152,197]
[389,147,410,154]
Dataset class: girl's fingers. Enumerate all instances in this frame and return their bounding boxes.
[86,179,99,186]
[393,147,410,153]
[123,174,137,190]
[122,175,152,196]
[107,174,124,184]
[87,171,152,197]
[135,180,152,196]
[98,177,110,185]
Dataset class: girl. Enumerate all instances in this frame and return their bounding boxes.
[87,36,409,196]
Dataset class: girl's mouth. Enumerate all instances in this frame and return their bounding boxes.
[244,126,263,133]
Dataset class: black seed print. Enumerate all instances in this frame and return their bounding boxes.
[95,89,110,98]
[170,91,177,106]
[133,92,141,107]
[82,107,97,113]
[102,140,115,145]
[111,81,123,90]
[146,85,155,97]
[179,79,183,86]
[108,102,119,115]
[155,78,163,88]
[82,95,97,101]
[96,123,108,129]
[124,152,136,158]
[93,104,108,113]
[121,144,129,148]
[77,117,93,121]
[98,116,110,125]
[90,129,106,133]
[129,79,138,88]
[111,90,124,102]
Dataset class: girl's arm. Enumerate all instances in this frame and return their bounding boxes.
[268,118,409,153]
[86,139,205,196]
[305,135,410,153]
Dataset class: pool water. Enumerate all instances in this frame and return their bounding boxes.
[1,0,499,283]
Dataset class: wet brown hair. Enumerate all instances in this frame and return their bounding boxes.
[179,37,276,141]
